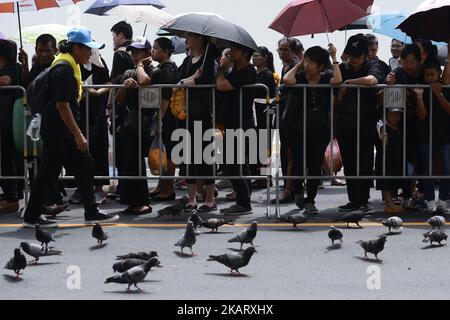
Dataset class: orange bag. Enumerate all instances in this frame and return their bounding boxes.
[170,88,187,121]
[148,139,168,176]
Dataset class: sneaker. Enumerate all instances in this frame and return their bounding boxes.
[304,203,319,215]
[23,215,58,229]
[85,211,120,224]
[437,200,450,215]
[220,205,253,216]
[0,200,19,214]
[94,190,107,205]
[338,203,359,212]
[426,200,438,214]
[197,203,218,213]
[69,190,82,204]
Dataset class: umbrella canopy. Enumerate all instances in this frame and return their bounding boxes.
[84,0,165,16]
[10,23,72,43]
[397,0,450,43]
[0,32,5,40]
[160,13,258,51]
[105,5,172,28]
[338,16,370,31]
[368,12,412,43]
[269,0,374,37]
[171,36,187,55]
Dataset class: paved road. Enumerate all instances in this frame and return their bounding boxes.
[1,184,449,300]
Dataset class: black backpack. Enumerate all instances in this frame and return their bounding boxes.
[27,61,70,116]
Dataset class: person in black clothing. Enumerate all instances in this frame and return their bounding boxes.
[335,34,384,213]
[276,37,301,204]
[0,39,20,214]
[115,37,153,215]
[217,42,257,216]
[23,27,119,228]
[283,44,342,214]
[176,33,218,213]
[107,21,134,200]
[250,46,276,188]
[137,37,179,202]
[365,34,390,79]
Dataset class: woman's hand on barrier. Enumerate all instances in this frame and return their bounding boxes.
[87,88,101,96]
[124,78,138,88]
[413,88,424,98]
[386,72,396,85]
[431,82,442,96]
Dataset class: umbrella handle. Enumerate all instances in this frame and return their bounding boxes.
[17,2,23,48]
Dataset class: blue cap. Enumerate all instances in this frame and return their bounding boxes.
[127,37,152,51]
[67,27,104,50]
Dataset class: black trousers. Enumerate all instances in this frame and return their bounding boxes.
[119,129,149,207]
[24,134,98,223]
[336,127,376,206]
[290,128,330,204]
[250,102,273,176]
[0,127,19,202]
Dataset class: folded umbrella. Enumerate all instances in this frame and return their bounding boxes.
[397,0,450,43]
[160,12,258,51]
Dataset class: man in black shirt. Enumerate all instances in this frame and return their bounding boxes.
[217,42,257,215]
[23,27,119,228]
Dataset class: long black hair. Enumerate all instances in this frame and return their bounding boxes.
[257,46,275,73]
[154,37,175,58]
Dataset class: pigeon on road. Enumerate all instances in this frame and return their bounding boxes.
[228,221,258,251]
[174,221,196,255]
[19,242,62,264]
[334,212,368,228]
[381,216,403,233]
[277,214,307,228]
[92,223,108,246]
[113,257,160,273]
[188,212,203,230]
[356,236,387,260]
[35,226,55,252]
[423,231,448,246]
[207,247,257,275]
[4,248,27,278]
[427,216,446,230]
[157,197,189,218]
[328,226,343,245]
[105,258,160,292]
[201,218,234,233]
[116,251,158,261]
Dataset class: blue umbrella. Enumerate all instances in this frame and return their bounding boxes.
[368,12,413,43]
[85,0,165,16]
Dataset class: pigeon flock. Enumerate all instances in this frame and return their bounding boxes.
[2,209,448,293]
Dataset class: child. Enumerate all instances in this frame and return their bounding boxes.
[414,57,450,214]
[376,108,408,214]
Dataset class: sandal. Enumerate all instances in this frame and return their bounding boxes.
[225,192,236,202]
[198,203,218,213]
[124,206,152,215]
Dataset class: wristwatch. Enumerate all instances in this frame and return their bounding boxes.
[137,63,145,68]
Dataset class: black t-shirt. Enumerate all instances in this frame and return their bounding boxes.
[0,63,19,86]
[224,64,257,129]
[255,68,276,99]
[283,70,333,133]
[149,61,178,100]
[110,43,134,84]
[416,87,450,145]
[372,57,390,81]
[336,60,385,131]
[0,63,20,130]
[41,64,79,137]
[392,67,426,121]
[26,62,51,88]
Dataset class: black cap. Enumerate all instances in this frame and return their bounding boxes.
[344,34,369,57]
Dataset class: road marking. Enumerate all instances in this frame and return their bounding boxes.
[0,222,434,228]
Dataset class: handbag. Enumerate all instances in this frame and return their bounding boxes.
[122,107,153,141]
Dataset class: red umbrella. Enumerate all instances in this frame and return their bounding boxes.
[397,0,450,43]
[269,0,374,41]
[0,0,84,47]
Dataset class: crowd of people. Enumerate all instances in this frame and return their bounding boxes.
[0,21,449,228]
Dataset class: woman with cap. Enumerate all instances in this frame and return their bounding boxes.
[335,34,385,214]
[116,37,154,215]
[23,27,119,228]
[136,37,179,202]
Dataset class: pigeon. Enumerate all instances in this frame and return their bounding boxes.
[381,216,403,233]
[334,212,368,228]
[356,236,387,260]
[200,218,234,233]
[427,216,446,230]
[116,251,158,261]
[174,221,196,255]
[35,226,55,251]
[4,248,27,278]
[423,231,448,246]
[105,258,160,292]
[188,212,203,230]
[92,223,108,246]
[277,213,308,228]
[228,221,258,251]
[112,257,159,273]
[328,226,343,245]
[207,246,257,275]
[157,197,189,218]
[19,242,62,264]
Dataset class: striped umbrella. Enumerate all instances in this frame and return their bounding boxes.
[0,0,83,47]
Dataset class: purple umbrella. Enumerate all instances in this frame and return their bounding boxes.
[0,32,5,40]
[397,0,450,43]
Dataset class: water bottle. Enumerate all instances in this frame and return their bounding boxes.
[27,114,42,142]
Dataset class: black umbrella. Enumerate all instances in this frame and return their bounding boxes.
[159,13,258,52]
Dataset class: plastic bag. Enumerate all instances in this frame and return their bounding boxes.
[148,138,168,176]
[26,113,42,142]
[170,88,187,120]
[324,139,343,175]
